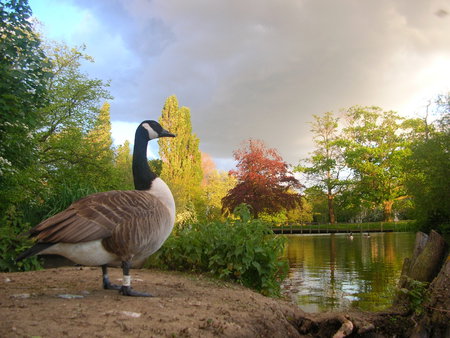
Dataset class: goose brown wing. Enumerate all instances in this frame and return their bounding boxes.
[102,192,173,257]
[30,190,153,243]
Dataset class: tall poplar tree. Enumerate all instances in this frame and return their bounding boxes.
[88,102,113,151]
[158,96,203,218]
[85,102,115,189]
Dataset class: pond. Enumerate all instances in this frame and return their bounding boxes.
[281,232,416,312]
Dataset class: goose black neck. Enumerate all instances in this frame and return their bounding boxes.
[132,127,157,190]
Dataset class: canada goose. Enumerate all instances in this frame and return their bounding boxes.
[348,232,354,240]
[16,120,176,297]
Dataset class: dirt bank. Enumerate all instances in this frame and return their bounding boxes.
[1,267,306,337]
[1,267,418,337]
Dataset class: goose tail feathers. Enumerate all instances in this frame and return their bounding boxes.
[16,243,55,262]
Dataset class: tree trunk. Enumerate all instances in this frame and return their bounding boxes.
[383,200,394,222]
[327,193,336,224]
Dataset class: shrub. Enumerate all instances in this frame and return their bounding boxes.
[399,278,429,315]
[0,206,42,272]
[41,183,99,218]
[148,217,288,296]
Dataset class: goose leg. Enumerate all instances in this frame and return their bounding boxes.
[102,265,120,290]
[119,261,152,297]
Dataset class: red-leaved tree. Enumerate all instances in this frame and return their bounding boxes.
[222,139,303,218]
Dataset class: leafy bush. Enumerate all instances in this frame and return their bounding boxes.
[148,216,288,296]
[399,278,429,315]
[0,206,42,272]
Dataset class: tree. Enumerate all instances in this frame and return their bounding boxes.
[296,112,348,224]
[36,43,112,195]
[84,102,116,189]
[406,94,450,232]
[340,106,413,222]
[0,0,50,210]
[148,159,162,177]
[0,3,115,270]
[114,140,133,189]
[158,96,203,218]
[201,152,237,221]
[200,152,216,185]
[222,139,302,218]
[37,42,111,143]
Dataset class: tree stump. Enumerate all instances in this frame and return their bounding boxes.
[394,230,449,337]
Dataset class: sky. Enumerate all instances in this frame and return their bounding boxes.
[29,0,450,170]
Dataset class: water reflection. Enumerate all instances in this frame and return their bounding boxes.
[281,232,416,312]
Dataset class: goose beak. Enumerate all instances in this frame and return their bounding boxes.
[159,129,176,138]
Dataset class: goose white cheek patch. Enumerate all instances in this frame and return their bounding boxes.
[123,275,131,287]
[142,123,158,140]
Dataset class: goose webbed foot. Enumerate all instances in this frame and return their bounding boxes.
[103,278,121,290]
[119,285,153,297]
[118,260,152,297]
[101,264,120,290]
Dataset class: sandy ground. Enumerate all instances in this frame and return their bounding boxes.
[0,267,306,338]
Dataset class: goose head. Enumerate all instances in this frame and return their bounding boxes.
[139,120,176,140]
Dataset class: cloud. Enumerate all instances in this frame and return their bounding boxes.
[34,0,450,169]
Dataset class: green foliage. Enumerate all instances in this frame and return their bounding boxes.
[0,0,51,210]
[405,99,450,233]
[0,6,118,271]
[303,187,330,223]
[41,183,99,219]
[259,198,312,224]
[399,278,429,315]
[340,106,416,222]
[2,182,100,272]
[1,35,113,214]
[259,211,288,224]
[286,197,313,223]
[148,207,288,296]
[38,42,111,136]
[296,112,348,224]
[36,42,113,193]
[201,167,237,222]
[113,140,134,190]
[149,159,163,177]
[233,203,252,222]
[0,206,42,272]
[175,201,198,229]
